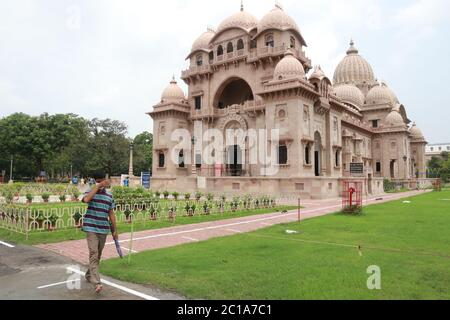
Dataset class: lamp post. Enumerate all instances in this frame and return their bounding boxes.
[191,136,197,176]
[9,155,13,183]
[128,142,134,178]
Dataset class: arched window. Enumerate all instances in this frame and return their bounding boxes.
[227,42,234,53]
[209,51,214,62]
[237,39,244,50]
[196,54,203,66]
[265,34,274,47]
[290,36,296,49]
[179,150,185,168]
[250,39,257,49]
[217,45,224,56]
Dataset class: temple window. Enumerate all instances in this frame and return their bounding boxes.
[372,120,379,128]
[209,51,214,62]
[376,162,381,173]
[237,39,244,50]
[158,152,165,168]
[278,144,288,165]
[217,45,224,56]
[196,54,203,66]
[179,150,185,168]
[265,34,274,47]
[305,144,311,165]
[335,150,341,167]
[195,96,202,110]
[290,36,296,48]
[250,39,257,49]
[227,42,234,53]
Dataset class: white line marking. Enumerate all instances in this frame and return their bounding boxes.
[121,247,138,253]
[182,236,199,242]
[227,229,243,234]
[66,267,159,300]
[38,279,81,290]
[0,241,14,248]
[106,192,424,246]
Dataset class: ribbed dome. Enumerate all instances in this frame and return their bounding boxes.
[333,40,375,86]
[257,5,304,43]
[161,78,186,103]
[333,84,365,107]
[273,50,305,80]
[385,110,405,127]
[191,29,215,54]
[217,9,258,34]
[410,123,424,138]
[366,84,395,105]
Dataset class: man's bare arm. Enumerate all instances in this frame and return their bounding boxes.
[82,184,99,204]
[109,210,118,240]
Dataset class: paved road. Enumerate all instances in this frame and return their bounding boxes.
[0,244,184,300]
[38,190,429,265]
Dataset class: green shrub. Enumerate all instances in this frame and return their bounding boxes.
[172,192,179,200]
[184,193,191,200]
[207,193,214,201]
[59,194,66,202]
[163,191,170,199]
[195,192,203,201]
[42,192,51,203]
[26,193,33,203]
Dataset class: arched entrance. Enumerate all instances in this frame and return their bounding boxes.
[227,145,243,176]
[314,132,322,177]
[214,78,254,109]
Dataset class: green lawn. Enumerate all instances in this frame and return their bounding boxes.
[0,205,296,245]
[101,191,450,300]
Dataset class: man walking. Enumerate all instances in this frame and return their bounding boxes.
[82,178,118,294]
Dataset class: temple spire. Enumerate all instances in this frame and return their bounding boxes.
[241,0,244,11]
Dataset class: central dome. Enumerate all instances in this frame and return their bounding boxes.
[216,9,258,34]
[273,50,305,80]
[333,40,375,86]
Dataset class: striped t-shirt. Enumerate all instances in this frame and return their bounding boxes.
[82,188,115,235]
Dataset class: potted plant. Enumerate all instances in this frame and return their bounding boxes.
[26,193,33,205]
[163,191,170,199]
[202,202,210,215]
[155,191,161,199]
[59,194,66,203]
[172,192,179,201]
[73,210,83,228]
[72,189,81,202]
[207,193,214,201]
[184,193,191,201]
[124,208,132,223]
[41,192,51,203]
[48,214,57,231]
[168,206,176,222]
[221,194,227,202]
[195,192,203,201]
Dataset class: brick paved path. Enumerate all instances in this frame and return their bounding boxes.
[37,190,428,265]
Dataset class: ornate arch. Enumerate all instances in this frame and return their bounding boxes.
[217,112,248,133]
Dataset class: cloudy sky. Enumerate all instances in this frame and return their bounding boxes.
[1,0,449,143]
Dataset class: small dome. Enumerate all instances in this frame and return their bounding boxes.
[161,77,186,103]
[333,40,376,86]
[410,123,424,138]
[333,84,365,107]
[191,29,215,54]
[257,4,305,45]
[216,9,258,34]
[310,65,326,80]
[273,50,305,80]
[385,110,405,127]
[366,83,395,105]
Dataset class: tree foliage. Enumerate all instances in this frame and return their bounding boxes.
[428,152,450,183]
[0,113,153,180]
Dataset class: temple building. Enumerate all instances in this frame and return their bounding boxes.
[148,3,428,198]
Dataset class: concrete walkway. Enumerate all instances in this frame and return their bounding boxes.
[36,190,428,265]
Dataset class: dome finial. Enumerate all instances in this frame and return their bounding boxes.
[241,0,244,11]
[347,38,358,55]
[171,75,176,84]
[275,0,283,10]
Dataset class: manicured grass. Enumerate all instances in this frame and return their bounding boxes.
[0,206,296,245]
[101,191,450,300]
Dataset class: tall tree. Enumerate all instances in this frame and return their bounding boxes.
[133,131,153,175]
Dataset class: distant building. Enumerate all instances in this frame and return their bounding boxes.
[426,143,450,162]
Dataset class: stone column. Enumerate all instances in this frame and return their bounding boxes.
[128,143,134,177]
